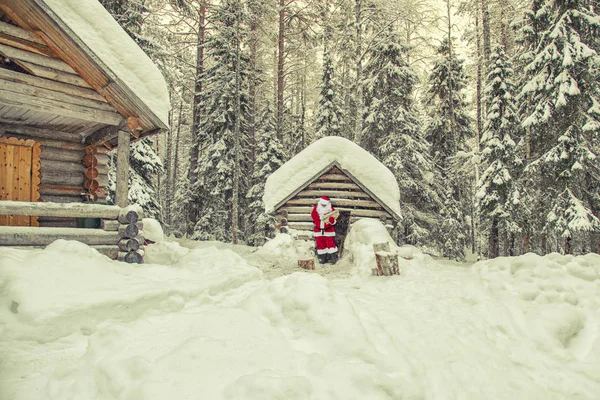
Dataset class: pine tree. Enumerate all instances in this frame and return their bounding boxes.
[247,104,286,245]
[477,44,523,258]
[520,0,600,253]
[192,0,249,242]
[361,28,441,245]
[425,39,473,260]
[107,138,164,219]
[315,49,343,138]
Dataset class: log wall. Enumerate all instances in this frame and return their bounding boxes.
[1,127,110,227]
[0,201,144,263]
[275,166,395,240]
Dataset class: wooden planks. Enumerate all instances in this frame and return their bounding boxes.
[0,136,40,226]
[307,182,361,190]
[296,190,370,199]
[0,84,124,125]
[285,198,382,209]
[0,199,121,218]
[0,42,76,74]
[0,225,120,245]
[280,206,391,219]
[0,68,108,103]
[0,20,55,57]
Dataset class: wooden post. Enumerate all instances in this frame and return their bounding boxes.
[372,242,400,276]
[115,130,130,207]
[298,259,315,270]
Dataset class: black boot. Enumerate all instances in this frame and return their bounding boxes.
[318,254,327,264]
[329,252,338,264]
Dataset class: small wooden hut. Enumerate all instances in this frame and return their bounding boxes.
[264,137,402,240]
[0,0,170,262]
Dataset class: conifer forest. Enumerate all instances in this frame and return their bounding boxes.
[101,0,600,259]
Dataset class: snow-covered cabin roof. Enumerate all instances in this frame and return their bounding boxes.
[264,137,402,219]
[4,0,170,133]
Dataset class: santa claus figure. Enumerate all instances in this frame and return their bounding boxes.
[311,195,338,264]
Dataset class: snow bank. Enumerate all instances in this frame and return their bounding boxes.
[254,234,313,266]
[43,0,170,126]
[0,240,261,342]
[46,273,423,400]
[474,253,600,359]
[142,218,164,243]
[343,219,406,276]
[263,137,401,218]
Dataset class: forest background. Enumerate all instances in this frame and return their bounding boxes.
[99,0,600,260]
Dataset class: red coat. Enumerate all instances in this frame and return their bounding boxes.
[311,205,336,237]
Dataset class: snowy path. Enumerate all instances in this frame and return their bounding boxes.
[1,239,599,399]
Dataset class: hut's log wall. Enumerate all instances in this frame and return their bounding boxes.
[1,126,110,227]
[0,201,144,263]
[275,166,394,237]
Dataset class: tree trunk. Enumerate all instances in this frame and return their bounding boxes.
[354,0,363,143]
[248,18,259,179]
[489,215,499,258]
[276,0,285,141]
[231,12,242,245]
[481,0,491,61]
[186,0,207,234]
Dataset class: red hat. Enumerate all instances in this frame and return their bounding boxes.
[321,196,330,201]
[319,196,331,205]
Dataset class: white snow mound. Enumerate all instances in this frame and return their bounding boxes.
[43,0,170,126]
[142,218,164,243]
[263,137,401,218]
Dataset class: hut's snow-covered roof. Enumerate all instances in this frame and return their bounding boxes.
[264,137,402,218]
[43,0,170,127]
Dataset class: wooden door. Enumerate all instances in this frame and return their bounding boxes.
[0,137,41,226]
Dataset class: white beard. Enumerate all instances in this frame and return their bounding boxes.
[317,202,332,218]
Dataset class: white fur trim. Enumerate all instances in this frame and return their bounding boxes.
[325,247,338,254]
[323,231,335,237]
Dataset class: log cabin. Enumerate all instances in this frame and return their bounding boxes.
[0,0,170,262]
[263,137,402,241]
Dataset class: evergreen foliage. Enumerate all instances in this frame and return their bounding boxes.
[246,104,286,246]
[520,0,600,250]
[361,28,441,245]
[192,0,249,241]
[477,44,523,258]
[315,50,343,139]
[424,39,473,260]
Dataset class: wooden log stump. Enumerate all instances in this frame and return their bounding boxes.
[372,242,400,276]
[298,259,315,270]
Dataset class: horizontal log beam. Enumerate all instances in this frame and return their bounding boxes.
[0,68,107,103]
[280,207,391,219]
[307,182,361,190]
[0,42,76,74]
[16,60,92,88]
[41,159,85,173]
[1,122,82,142]
[317,174,352,182]
[0,200,121,218]
[40,170,84,186]
[0,20,55,57]
[39,185,84,196]
[40,195,83,203]
[0,226,120,246]
[287,222,313,231]
[85,124,122,146]
[93,245,119,259]
[296,190,371,199]
[0,78,116,112]
[285,198,382,208]
[0,86,124,126]
[101,220,120,231]
[1,133,84,151]
[38,220,77,228]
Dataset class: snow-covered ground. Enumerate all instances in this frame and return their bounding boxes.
[1,220,599,399]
